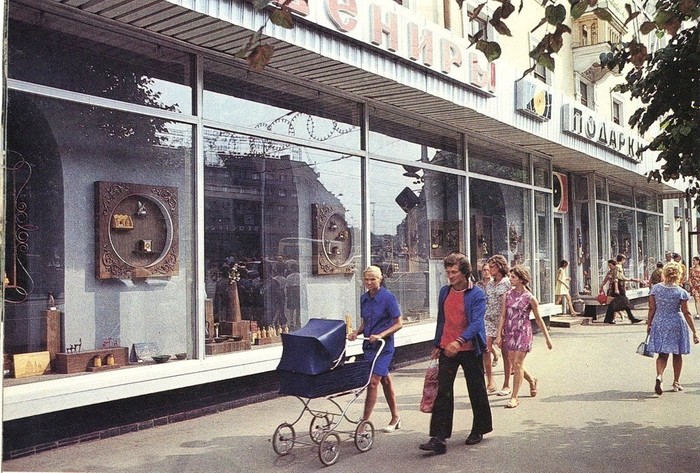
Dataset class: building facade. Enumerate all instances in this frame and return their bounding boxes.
[1,0,689,455]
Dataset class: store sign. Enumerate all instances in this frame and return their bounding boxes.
[276,0,496,95]
[515,77,552,121]
[561,104,645,162]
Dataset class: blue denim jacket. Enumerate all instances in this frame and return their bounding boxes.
[433,283,487,355]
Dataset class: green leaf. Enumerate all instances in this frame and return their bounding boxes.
[489,18,512,36]
[624,11,640,26]
[537,54,555,71]
[469,3,487,20]
[571,1,589,20]
[531,17,548,33]
[639,21,657,35]
[500,1,516,19]
[545,4,567,25]
[476,40,502,62]
[247,44,275,71]
[270,9,294,29]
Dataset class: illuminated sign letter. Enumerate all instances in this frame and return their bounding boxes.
[407,23,433,66]
[440,38,462,73]
[370,5,399,52]
[326,0,358,33]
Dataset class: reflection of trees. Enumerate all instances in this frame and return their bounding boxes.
[10,18,180,147]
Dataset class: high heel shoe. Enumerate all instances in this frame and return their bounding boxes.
[383,418,401,432]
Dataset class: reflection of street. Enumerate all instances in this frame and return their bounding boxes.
[384,271,429,321]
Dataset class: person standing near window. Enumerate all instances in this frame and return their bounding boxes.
[601,254,644,324]
[419,253,492,454]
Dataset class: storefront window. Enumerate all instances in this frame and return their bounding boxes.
[468,141,530,184]
[9,16,192,114]
[4,92,195,361]
[203,58,362,150]
[533,156,550,188]
[534,191,553,303]
[572,174,589,201]
[470,179,532,278]
[367,158,464,322]
[203,129,363,340]
[596,203,610,288]
[608,181,635,207]
[595,177,607,201]
[637,212,662,281]
[368,107,463,169]
[609,206,638,287]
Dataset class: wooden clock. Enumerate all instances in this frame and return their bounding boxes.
[95,181,179,280]
[311,204,355,275]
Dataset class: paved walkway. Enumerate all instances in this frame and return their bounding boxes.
[4,310,700,472]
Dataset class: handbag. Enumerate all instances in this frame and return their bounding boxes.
[419,358,439,413]
[596,292,608,305]
[636,335,654,358]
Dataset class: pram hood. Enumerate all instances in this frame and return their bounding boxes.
[277,318,347,375]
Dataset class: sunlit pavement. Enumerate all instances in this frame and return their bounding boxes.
[5,307,700,473]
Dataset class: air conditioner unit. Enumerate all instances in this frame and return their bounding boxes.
[553,172,569,213]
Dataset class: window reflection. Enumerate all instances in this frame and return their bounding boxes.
[204,129,362,338]
[204,59,362,149]
[470,179,532,278]
[368,159,463,321]
[9,16,192,113]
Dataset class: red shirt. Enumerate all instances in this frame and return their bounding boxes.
[440,288,474,351]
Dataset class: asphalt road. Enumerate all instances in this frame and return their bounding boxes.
[4,310,700,473]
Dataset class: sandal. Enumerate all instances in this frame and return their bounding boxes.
[487,386,498,394]
[529,378,538,397]
[496,388,511,397]
[504,399,519,409]
[672,382,683,392]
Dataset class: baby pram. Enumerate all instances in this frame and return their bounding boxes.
[271,318,384,466]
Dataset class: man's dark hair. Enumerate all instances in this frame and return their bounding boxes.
[444,252,471,276]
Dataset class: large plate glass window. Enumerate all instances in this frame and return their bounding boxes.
[468,141,530,184]
[470,179,532,280]
[203,129,362,341]
[367,160,464,322]
[204,58,362,150]
[8,13,192,114]
[4,92,195,366]
[368,106,463,170]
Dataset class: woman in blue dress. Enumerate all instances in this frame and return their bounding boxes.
[348,266,403,431]
[646,262,699,394]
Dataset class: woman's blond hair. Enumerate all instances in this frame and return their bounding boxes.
[662,262,682,284]
[363,265,383,279]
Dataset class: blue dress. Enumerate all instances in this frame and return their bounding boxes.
[647,284,691,355]
[360,286,401,376]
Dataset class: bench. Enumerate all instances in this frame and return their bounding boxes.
[580,288,649,321]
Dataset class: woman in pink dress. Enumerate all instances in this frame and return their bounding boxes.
[495,266,553,408]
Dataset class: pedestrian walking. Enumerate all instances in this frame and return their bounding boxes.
[483,255,510,393]
[495,265,553,409]
[601,254,644,324]
[646,262,699,395]
[419,252,492,454]
[555,259,580,316]
[347,266,403,431]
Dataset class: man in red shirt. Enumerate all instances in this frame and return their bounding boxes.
[419,253,493,454]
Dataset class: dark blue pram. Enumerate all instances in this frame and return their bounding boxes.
[272,318,384,466]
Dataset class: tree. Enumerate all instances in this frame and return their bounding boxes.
[465,0,700,204]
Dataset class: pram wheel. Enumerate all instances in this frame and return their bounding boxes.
[354,420,374,452]
[309,413,332,444]
[272,423,295,456]
[318,432,341,466]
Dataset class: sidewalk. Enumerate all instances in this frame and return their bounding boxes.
[4,309,700,472]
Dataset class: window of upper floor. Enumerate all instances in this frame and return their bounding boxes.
[530,35,552,85]
[612,96,624,125]
[577,77,595,110]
